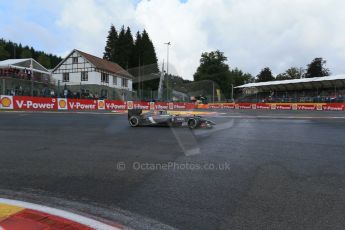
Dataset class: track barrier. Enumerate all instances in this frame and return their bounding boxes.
[1,96,345,111]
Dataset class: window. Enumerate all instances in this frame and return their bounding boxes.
[101,73,109,83]
[63,73,69,82]
[81,71,88,81]
[72,57,78,64]
[113,76,117,85]
[121,78,128,88]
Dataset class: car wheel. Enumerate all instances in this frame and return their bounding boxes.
[188,118,198,129]
[129,116,140,127]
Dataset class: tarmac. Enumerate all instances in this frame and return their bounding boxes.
[1,109,345,229]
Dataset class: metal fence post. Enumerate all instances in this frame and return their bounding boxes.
[57,80,60,98]
[30,59,34,96]
[1,78,5,95]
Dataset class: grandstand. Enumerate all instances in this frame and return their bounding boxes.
[235,75,345,103]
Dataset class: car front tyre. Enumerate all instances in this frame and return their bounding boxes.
[188,118,198,129]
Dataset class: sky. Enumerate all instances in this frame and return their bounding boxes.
[1,0,345,80]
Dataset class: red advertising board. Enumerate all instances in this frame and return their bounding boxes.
[256,103,270,110]
[237,103,252,109]
[274,104,292,110]
[132,101,150,110]
[173,102,195,110]
[322,103,345,111]
[154,102,169,110]
[208,104,221,109]
[13,96,57,110]
[196,104,209,109]
[67,99,98,110]
[222,103,235,109]
[2,96,345,112]
[104,100,127,110]
[296,104,317,110]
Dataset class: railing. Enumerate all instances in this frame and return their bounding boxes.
[236,96,345,103]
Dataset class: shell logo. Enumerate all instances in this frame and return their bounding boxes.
[127,101,133,109]
[149,102,155,110]
[98,101,105,108]
[59,100,67,109]
[1,97,12,108]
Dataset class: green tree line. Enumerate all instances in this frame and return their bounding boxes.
[103,25,159,91]
[0,38,62,69]
[256,57,330,82]
[193,50,332,100]
[193,50,254,99]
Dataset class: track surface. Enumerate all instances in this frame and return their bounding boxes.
[1,110,345,229]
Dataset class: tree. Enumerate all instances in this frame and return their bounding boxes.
[276,67,304,80]
[227,68,254,99]
[130,31,142,68]
[193,50,231,98]
[139,30,158,69]
[103,24,118,61]
[275,73,289,80]
[112,26,126,67]
[20,47,32,58]
[111,26,135,69]
[0,42,10,60]
[229,68,253,87]
[286,67,304,79]
[0,38,62,68]
[194,50,229,81]
[256,67,274,82]
[305,57,330,78]
[123,27,134,69]
[138,30,159,89]
[38,53,51,68]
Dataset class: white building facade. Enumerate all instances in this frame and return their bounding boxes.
[52,49,132,91]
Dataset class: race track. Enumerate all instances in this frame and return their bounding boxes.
[1,110,345,230]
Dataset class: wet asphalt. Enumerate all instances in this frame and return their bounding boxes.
[1,110,345,230]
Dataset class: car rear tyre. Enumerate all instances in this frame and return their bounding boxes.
[188,118,198,129]
[129,116,140,127]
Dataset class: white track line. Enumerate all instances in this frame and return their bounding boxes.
[0,198,121,230]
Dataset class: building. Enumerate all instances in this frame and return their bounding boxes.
[235,75,345,103]
[0,58,52,96]
[52,49,133,99]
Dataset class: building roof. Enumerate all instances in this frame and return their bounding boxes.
[235,75,345,91]
[0,59,31,66]
[52,49,132,79]
[0,58,50,74]
[76,50,132,79]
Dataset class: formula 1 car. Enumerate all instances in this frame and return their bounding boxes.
[128,109,216,129]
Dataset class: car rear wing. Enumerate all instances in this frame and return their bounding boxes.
[128,109,143,119]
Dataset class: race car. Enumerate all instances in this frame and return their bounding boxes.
[128,109,216,129]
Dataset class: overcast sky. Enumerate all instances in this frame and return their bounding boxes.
[1,0,345,79]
